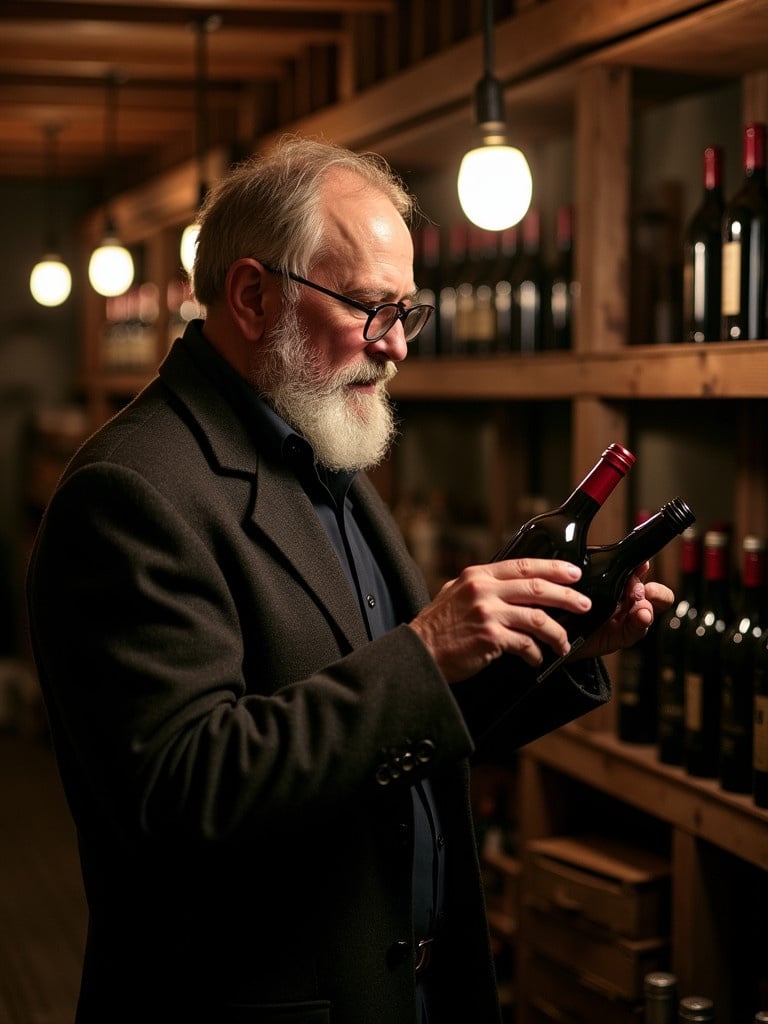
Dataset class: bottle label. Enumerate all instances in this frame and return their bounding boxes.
[755,694,768,771]
[685,671,704,730]
[473,284,497,343]
[721,240,742,316]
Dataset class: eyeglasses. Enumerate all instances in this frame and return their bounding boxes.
[262,263,434,343]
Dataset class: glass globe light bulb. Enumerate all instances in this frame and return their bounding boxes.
[180,222,200,275]
[457,144,533,231]
[30,256,72,307]
[88,237,135,297]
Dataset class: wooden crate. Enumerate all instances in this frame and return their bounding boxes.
[526,834,670,939]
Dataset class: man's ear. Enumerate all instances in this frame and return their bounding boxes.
[225,258,270,342]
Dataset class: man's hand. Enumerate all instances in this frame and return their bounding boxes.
[575,561,674,662]
[409,559,592,684]
[408,558,674,684]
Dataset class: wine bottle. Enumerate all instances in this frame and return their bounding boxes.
[494,442,636,564]
[644,971,679,1024]
[684,529,732,778]
[752,606,768,808]
[719,535,768,793]
[493,224,518,352]
[657,527,702,765]
[412,223,441,357]
[721,122,768,341]
[678,997,715,1024]
[537,497,695,684]
[546,203,576,350]
[682,145,724,342]
[562,497,696,652]
[617,511,660,744]
[510,207,545,353]
[439,222,469,357]
[466,225,498,357]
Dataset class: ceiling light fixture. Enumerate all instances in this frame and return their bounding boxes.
[29,125,72,307]
[457,0,533,231]
[180,15,221,275]
[88,73,135,298]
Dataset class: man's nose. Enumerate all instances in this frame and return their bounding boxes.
[365,320,409,362]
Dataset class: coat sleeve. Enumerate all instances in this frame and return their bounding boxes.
[449,652,611,763]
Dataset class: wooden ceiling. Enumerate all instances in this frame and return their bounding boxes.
[4,0,768,195]
[0,0,409,184]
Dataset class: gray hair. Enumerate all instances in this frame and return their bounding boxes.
[191,134,416,309]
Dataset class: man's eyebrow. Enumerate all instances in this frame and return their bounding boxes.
[348,283,414,304]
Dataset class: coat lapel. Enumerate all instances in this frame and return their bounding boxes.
[158,336,371,651]
[250,461,370,650]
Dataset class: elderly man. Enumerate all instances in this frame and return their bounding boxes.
[27,136,671,1024]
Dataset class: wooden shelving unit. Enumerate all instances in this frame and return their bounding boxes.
[523,726,768,872]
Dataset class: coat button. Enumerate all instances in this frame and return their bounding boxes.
[387,940,411,970]
[366,594,376,608]
[415,739,435,764]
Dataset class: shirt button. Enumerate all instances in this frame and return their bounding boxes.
[366,594,376,608]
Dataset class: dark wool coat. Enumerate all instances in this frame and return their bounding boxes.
[26,325,610,1024]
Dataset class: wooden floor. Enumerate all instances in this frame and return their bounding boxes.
[0,733,86,1024]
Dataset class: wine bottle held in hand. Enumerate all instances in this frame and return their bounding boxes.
[495,443,695,683]
[617,510,661,745]
[495,442,636,565]
[551,497,696,678]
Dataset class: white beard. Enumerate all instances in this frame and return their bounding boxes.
[250,304,398,472]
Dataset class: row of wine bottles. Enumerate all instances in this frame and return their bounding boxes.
[101,278,199,369]
[618,524,768,809]
[683,121,768,343]
[410,205,577,358]
[644,970,768,1024]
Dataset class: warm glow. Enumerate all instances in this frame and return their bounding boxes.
[180,222,200,274]
[30,257,72,307]
[88,238,135,297]
[457,144,533,231]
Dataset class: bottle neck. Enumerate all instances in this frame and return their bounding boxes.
[704,541,729,583]
[610,500,694,570]
[743,548,767,588]
[703,145,723,192]
[572,443,635,506]
[744,122,767,177]
[521,208,541,254]
[556,204,573,252]
[701,537,731,610]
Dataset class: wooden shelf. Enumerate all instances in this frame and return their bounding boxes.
[391,342,768,401]
[523,725,768,871]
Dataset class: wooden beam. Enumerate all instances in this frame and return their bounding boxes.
[574,65,631,354]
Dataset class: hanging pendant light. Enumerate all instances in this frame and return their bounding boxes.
[88,73,135,297]
[180,16,220,274]
[30,125,72,307]
[457,0,532,231]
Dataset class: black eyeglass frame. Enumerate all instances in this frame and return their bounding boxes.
[261,263,434,343]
